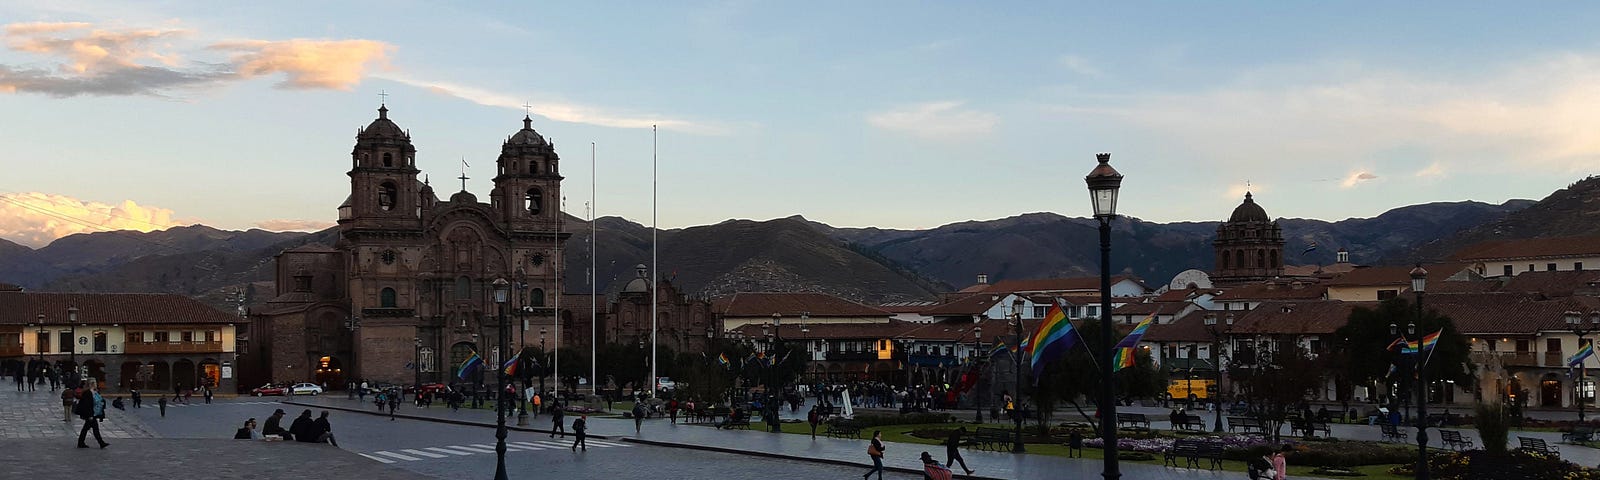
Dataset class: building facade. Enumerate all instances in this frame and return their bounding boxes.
[1212,192,1286,286]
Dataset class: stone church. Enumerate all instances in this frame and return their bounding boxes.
[1211,192,1286,286]
[254,105,569,387]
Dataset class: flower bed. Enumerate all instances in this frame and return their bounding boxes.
[1082,434,1413,468]
[1390,449,1600,479]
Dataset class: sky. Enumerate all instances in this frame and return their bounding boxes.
[2,1,1599,248]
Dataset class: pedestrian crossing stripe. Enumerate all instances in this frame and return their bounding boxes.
[401,449,447,458]
[372,451,422,461]
[446,445,496,454]
[359,453,396,464]
[423,447,474,456]
[362,440,631,463]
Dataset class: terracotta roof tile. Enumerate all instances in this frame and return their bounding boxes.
[711,292,891,318]
[0,292,241,325]
[960,275,1147,295]
[1451,236,1600,261]
[921,294,1000,316]
[1228,301,1366,335]
[876,301,940,314]
[0,282,21,292]
[727,319,918,340]
[1326,264,1467,287]
[1145,310,1225,343]
[1499,270,1600,297]
[1212,282,1326,301]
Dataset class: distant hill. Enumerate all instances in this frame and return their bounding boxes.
[0,225,306,290]
[1404,175,1600,262]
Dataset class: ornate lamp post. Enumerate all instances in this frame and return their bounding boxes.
[1085,152,1124,479]
[1564,310,1600,422]
[1203,313,1233,432]
[516,269,530,427]
[974,325,984,424]
[491,278,511,480]
[413,337,422,393]
[1410,265,1430,480]
[1011,297,1026,453]
[539,327,548,401]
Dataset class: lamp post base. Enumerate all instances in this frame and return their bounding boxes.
[517,410,529,426]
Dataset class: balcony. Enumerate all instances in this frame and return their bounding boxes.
[1471,351,1538,368]
[1547,352,1566,368]
[123,341,224,355]
[825,351,879,361]
[0,344,21,357]
[907,353,961,368]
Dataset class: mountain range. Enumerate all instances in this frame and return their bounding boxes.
[2,175,1597,309]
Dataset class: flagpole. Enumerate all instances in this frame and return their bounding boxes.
[554,195,562,390]
[590,142,597,396]
[650,124,658,399]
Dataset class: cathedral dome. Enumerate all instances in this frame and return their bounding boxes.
[359,105,407,141]
[621,264,651,293]
[506,116,547,146]
[1228,192,1272,223]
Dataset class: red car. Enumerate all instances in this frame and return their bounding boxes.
[251,384,288,396]
[405,383,448,395]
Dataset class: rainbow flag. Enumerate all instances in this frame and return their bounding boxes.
[989,342,1009,357]
[502,349,522,376]
[456,351,483,379]
[717,353,731,369]
[1570,343,1595,367]
[1111,316,1155,372]
[1027,302,1079,384]
[1019,333,1033,356]
[1402,341,1419,355]
[1385,337,1406,352]
[1421,329,1442,352]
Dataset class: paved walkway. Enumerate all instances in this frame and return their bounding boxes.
[0,389,157,440]
[0,438,432,479]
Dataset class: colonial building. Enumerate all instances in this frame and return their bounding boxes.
[0,291,242,393]
[1453,236,1600,278]
[256,106,570,387]
[1212,192,1286,286]
[603,265,715,355]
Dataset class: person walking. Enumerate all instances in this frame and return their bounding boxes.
[1271,444,1290,480]
[632,402,646,435]
[313,411,338,446]
[203,386,213,404]
[944,427,975,475]
[130,389,141,408]
[386,391,399,420]
[75,383,108,449]
[60,386,76,422]
[807,405,820,440]
[47,368,59,392]
[157,396,167,417]
[531,392,541,418]
[570,415,588,452]
[862,430,886,480]
[550,405,566,437]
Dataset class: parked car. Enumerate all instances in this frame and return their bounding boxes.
[404,383,448,395]
[290,383,324,396]
[655,377,677,392]
[251,384,288,396]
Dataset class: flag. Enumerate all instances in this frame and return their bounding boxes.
[1421,329,1442,352]
[1402,341,1419,355]
[1111,316,1156,372]
[1019,333,1033,356]
[1028,301,1080,384]
[502,349,522,376]
[717,353,730,369]
[778,351,791,366]
[989,342,1008,357]
[756,351,767,366]
[456,351,483,380]
[1303,241,1318,254]
[1570,343,1595,367]
[1385,337,1406,352]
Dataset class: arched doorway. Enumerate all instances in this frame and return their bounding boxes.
[119,362,140,392]
[172,359,196,394]
[314,356,343,389]
[450,342,477,383]
[84,360,106,390]
[198,358,221,389]
[1541,373,1562,407]
[149,360,171,391]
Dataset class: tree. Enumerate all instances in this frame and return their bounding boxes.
[1332,299,1473,408]
[1034,319,1165,434]
[1228,338,1329,442]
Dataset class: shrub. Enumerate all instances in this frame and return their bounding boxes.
[1284,440,1414,468]
[1475,403,1509,455]
[849,413,954,428]
[1392,449,1600,480]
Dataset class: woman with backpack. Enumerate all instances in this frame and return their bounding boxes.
[862,430,886,480]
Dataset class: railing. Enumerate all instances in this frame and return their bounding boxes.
[1547,352,1566,368]
[123,341,224,354]
[825,351,879,361]
[0,344,21,357]
[1471,351,1538,367]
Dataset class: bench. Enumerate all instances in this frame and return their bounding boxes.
[823,420,861,439]
[1116,413,1150,430]
[817,406,841,420]
[1562,426,1594,444]
[1290,419,1331,438]
[1163,439,1224,470]
[1440,430,1475,451]
[972,427,1018,452]
[1518,436,1560,458]
[1228,416,1265,434]
[718,413,751,430]
[1380,423,1408,442]
[1171,414,1206,431]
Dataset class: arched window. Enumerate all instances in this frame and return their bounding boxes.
[380,287,397,308]
[382,152,393,167]
[1221,251,1231,270]
[455,276,470,300]
[1257,250,1266,269]
[525,188,542,215]
[1235,249,1245,268]
[378,182,397,211]
[530,288,545,307]
[530,161,538,175]
[1271,250,1280,269]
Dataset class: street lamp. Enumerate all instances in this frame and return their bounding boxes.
[1086,152,1123,479]
[515,269,530,426]
[491,277,511,480]
[1203,313,1234,432]
[540,327,548,402]
[1010,297,1026,453]
[413,337,422,395]
[974,325,984,424]
[1565,310,1600,422]
[1410,265,1430,480]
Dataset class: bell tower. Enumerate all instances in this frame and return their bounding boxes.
[490,115,562,231]
[339,104,422,230]
[1212,192,1285,286]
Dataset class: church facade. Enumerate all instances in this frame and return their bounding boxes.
[255,106,569,387]
[1211,192,1286,286]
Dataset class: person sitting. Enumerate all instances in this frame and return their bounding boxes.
[234,418,259,440]
[920,451,954,480]
[289,409,319,443]
[263,409,292,441]
[313,411,338,446]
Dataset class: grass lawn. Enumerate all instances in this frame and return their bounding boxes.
[749,421,1413,479]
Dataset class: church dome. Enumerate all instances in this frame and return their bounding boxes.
[1228,192,1272,223]
[506,116,547,146]
[621,264,651,293]
[359,105,408,141]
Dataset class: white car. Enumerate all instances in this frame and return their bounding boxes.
[290,383,323,396]
[655,377,677,392]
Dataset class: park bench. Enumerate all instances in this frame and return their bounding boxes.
[823,420,862,439]
[1116,413,1150,430]
[1228,416,1265,434]
[1380,423,1408,442]
[1518,436,1560,458]
[1198,441,1225,470]
[1440,430,1475,451]
[1162,439,1224,470]
[1171,414,1206,432]
[718,412,751,430]
[1562,426,1595,444]
[818,406,841,420]
[972,427,1018,452]
[1227,404,1250,416]
[1290,419,1331,438]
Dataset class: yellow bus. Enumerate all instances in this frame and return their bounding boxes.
[1166,379,1216,402]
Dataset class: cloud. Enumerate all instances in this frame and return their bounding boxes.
[0,192,190,248]
[866,101,999,139]
[387,75,726,134]
[254,219,335,232]
[1415,162,1445,178]
[1340,171,1379,188]
[1058,54,1103,77]
[0,21,389,96]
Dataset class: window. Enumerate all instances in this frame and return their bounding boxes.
[92,331,107,352]
[380,287,397,308]
[1548,263,1558,272]
[530,288,546,307]
[1549,338,1563,353]
[35,331,49,353]
[1578,262,1585,271]
[182,331,193,343]
[1258,250,1266,269]
[1487,339,1496,352]
[879,340,887,350]
[525,188,543,215]
[382,152,393,167]
[127,332,143,343]
[1222,251,1231,269]
[1032,306,1047,318]
[1086,306,1098,318]
[1308,339,1321,351]
[1503,265,1514,277]
[455,276,470,299]
[58,331,71,353]
[1516,339,1530,353]
[378,182,397,211]
[1377,290,1398,300]
[154,331,170,343]
[1528,264,1535,272]
[529,161,538,175]
[1235,249,1245,268]
[205,331,217,343]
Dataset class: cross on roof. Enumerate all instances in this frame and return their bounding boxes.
[459,157,470,192]
[522,101,533,116]
[379,90,388,105]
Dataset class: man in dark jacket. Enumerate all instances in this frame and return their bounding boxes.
[312,411,337,446]
[263,409,291,440]
[75,384,108,449]
[570,415,587,451]
[289,409,317,443]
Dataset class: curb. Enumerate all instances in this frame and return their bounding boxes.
[282,400,614,440]
[622,437,1005,480]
